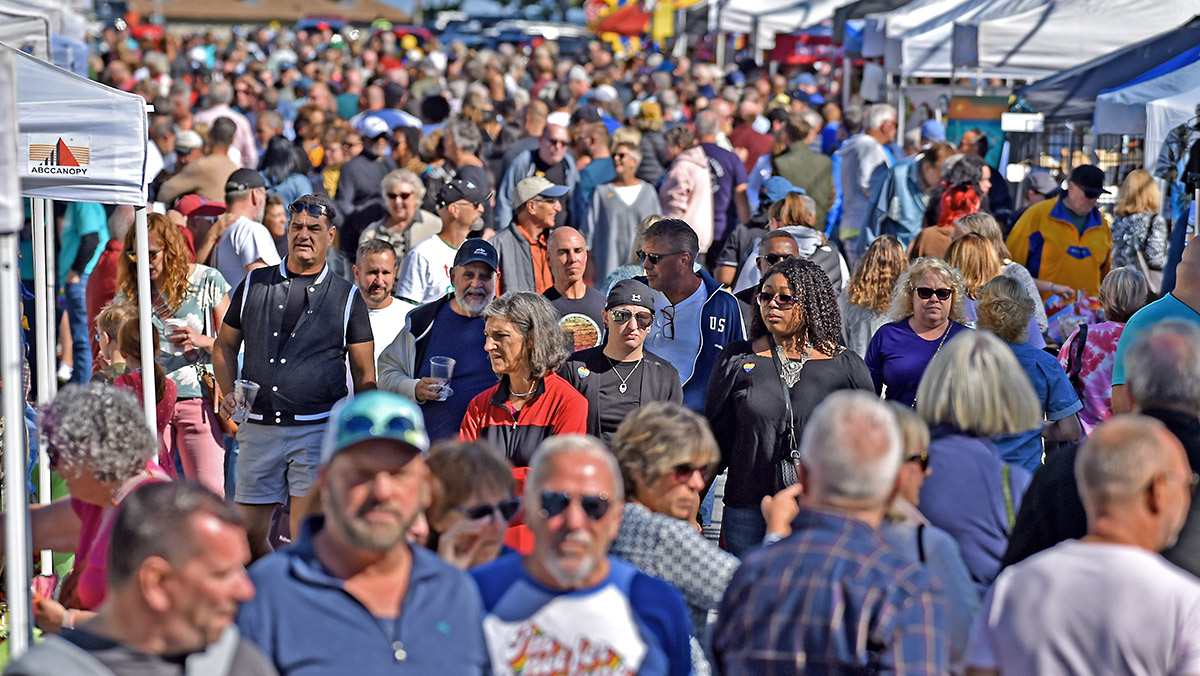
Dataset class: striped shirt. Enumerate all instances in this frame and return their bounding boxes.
[713,507,948,675]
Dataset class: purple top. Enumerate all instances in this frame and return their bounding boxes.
[864,319,970,406]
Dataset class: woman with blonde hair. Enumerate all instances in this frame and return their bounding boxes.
[1110,169,1167,294]
[953,212,1049,335]
[945,232,1050,348]
[914,331,1036,593]
[864,257,970,406]
[1057,267,1149,435]
[839,235,908,356]
[976,276,1082,471]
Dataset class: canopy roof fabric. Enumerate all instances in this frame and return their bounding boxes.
[953,0,1196,78]
[1093,59,1200,135]
[861,0,966,58]
[754,0,852,50]
[1016,15,1200,122]
[884,0,1055,78]
[833,0,914,44]
[1146,87,1200,174]
[0,48,18,235]
[0,11,50,62]
[8,43,147,205]
[719,0,810,46]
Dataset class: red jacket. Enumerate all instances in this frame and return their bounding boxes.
[460,372,587,467]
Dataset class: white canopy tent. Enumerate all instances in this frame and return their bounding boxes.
[1146,88,1200,174]
[1093,59,1200,137]
[753,0,855,51]
[0,10,51,62]
[951,0,1197,78]
[719,0,813,51]
[861,0,965,58]
[2,41,151,657]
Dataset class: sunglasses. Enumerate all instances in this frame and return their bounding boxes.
[386,191,414,201]
[455,497,522,522]
[758,253,795,266]
[906,449,930,472]
[289,201,329,218]
[636,250,686,266]
[126,248,163,262]
[757,292,797,310]
[539,491,611,520]
[545,138,569,147]
[671,462,713,483]
[914,286,953,301]
[610,309,654,329]
[340,413,418,440]
[612,152,630,160]
[660,305,675,340]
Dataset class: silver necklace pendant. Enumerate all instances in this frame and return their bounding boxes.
[619,382,627,394]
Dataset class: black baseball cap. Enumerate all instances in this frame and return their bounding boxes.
[436,177,492,211]
[606,279,654,312]
[453,238,499,272]
[1068,165,1109,198]
[225,168,266,193]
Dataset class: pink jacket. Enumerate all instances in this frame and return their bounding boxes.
[659,146,715,252]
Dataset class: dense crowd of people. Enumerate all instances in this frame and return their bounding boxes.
[6,14,1200,676]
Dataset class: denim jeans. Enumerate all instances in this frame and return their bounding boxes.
[723,506,768,558]
[63,274,90,384]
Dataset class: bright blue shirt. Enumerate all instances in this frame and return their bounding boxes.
[471,554,693,676]
[419,301,494,441]
[991,341,1082,472]
[1112,293,1199,386]
[236,516,490,676]
[57,201,109,285]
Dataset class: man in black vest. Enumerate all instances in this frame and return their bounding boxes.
[215,193,376,561]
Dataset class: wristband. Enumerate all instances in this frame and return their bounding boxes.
[63,609,77,630]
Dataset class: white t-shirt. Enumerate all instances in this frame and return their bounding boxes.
[395,235,457,304]
[648,281,707,386]
[368,299,413,366]
[967,540,1200,676]
[213,216,281,290]
[612,183,643,206]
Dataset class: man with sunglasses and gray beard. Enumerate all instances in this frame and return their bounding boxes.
[562,280,683,445]
[214,193,376,561]
[471,435,693,676]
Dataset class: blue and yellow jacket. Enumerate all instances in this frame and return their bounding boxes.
[1006,195,1112,298]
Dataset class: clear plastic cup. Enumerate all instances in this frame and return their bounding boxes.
[430,356,455,401]
[232,379,260,423]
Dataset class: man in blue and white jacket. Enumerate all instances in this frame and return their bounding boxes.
[638,218,745,413]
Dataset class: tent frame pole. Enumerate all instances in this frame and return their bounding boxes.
[134,207,156,431]
[897,76,907,137]
[37,198,52,576]
[1,232,32,658]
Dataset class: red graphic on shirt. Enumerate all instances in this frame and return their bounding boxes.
[505,622,633,676]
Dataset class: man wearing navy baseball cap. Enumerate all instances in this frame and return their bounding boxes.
[380,237,502,441]
[395,176,491,305]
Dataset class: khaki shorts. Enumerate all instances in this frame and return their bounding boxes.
[234,422,325,504]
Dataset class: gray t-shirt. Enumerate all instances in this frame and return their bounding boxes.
[62,628,278,676]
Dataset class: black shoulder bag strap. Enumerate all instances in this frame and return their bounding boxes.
[1067,323,1089,396]
[768,335,802,489]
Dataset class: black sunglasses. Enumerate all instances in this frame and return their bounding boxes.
[545,138,569,147]
[386,191,414,201]
[915,286,952,301]
[757,292,797,310]
[637,250,686,266]
[455,497,522,522]
[609,309,654,329]
[539,491,610,520]
[758,253,795,266]
[906,449,930,472]
[660,305,675,340]
[288,201,329,218]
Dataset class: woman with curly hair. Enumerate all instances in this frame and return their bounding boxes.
[839,234,908,355]
[706,258,873,556]
[460,292,587,468]
[909,155,988,260]
[116,212,231,495]
[976,276,1082,471]
[865,256,971,407]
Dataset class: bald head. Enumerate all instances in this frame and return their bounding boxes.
[548,226,587,288]
[1076,415,1192,550]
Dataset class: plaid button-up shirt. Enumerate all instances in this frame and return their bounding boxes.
[713,507,948,675]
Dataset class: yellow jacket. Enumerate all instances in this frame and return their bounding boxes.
[1006,196,1112,298]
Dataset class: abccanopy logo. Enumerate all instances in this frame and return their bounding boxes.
[27,134,90,176]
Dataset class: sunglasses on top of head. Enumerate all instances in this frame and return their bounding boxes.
[288,201,329,219]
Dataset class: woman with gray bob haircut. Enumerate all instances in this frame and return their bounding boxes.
[15,384,168,634]
[460,292,588,467]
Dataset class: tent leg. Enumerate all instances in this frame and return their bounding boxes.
[842,51,851,111]
[38,198,53,576]
[897,77,907,137]
[1,233,33,658]
[134,207,157,433]
[976,66,983,96]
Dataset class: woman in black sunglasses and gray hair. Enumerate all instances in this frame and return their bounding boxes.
[705,258,873,557]
[864,256,970,407]
[425,440,521,569]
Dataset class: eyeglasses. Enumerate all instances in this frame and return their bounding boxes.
[758,253,795,267]
[914,286,953,301]
[455,497,522,522]
[289,201,330,219]
[539,491,611,520]
[609,308,654,329]
[637,250,686,266]
[339,413,418,440]
[544,138,569,147]
[660,305,675,340]
[671,462,713,483]
[126,247,163,262]
[386,191,414,201]
[757,292,797,310]
[905,449,930,472]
